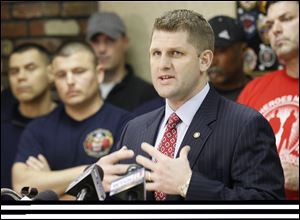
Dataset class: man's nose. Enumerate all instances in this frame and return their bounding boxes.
[96,42,108,54]
[159,54,172,70]
[17,69,27,81]
[66,72,75,85]
[271,20,283,36]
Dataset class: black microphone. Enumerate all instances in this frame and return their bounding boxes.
[1,188,22,200]
[65,164,106,200]
[21,190,59,201]
[1,188,58,201]
[109,164,146,200]
[34,190,58,201]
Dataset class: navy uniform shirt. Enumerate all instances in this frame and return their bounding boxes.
[15,103,129,170]
[1,101,33,189]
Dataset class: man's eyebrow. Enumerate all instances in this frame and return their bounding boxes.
[266,11,293,23]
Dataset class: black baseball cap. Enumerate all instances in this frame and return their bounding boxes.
[208,15,246,48]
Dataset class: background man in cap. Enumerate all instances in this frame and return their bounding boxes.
[238,1,299,200]
[208,15,252,101]
[87,12,158,112]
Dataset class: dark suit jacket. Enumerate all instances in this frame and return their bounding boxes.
[118,87,285,200]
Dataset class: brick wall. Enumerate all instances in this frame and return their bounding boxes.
[1,1,99,87]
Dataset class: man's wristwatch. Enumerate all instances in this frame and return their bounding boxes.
[179,173,192,198]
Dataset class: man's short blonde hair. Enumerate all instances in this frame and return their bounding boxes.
[153,9,214,53]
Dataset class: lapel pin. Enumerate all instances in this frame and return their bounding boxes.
[193,132,201,139]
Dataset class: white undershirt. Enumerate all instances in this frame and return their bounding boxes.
[99,82,117,99]
[154,83,210,158]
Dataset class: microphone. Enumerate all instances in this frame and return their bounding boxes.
[1,188,58,201]
[1,188,22,200]
[109,164,146,200]
[65,164,106,201]
[34,190,58,201]
[21,190,58,201]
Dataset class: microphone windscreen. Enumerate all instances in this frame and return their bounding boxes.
[34,190,59,201]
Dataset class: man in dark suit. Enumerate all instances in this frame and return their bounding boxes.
[96,9,285,200]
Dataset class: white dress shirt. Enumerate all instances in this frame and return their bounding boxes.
[154,83,210,158]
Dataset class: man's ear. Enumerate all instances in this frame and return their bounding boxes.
[199,50,214,72]
[122,36,129,51]
[46,64,54,83]
[96,64,105,84]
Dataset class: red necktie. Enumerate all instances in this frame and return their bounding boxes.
[155,112,181,201]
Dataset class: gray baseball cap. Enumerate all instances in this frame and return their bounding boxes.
[86,12,126,41]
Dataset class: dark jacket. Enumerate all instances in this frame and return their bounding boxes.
[118,87,285,200]
[105,64,158,112]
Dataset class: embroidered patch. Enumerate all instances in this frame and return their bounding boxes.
[83,128,114,158]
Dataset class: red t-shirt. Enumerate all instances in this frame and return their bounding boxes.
[238,69,299,200]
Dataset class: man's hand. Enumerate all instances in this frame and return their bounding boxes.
[136,142,192,195]
[96,146,135,192]
[26,154,51,172]
[282,161,299,191]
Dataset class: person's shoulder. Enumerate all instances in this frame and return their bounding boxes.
[221,95,262,116]
[26,104,64,129]
[246,69,283,88]
[127,106,164,125]
[102,103,129,115]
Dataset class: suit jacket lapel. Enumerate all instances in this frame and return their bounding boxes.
[140,107,165,200]
[134,107,165,158]
[179,87,219,168]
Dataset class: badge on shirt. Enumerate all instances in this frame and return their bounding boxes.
[239,1,257,11]
[83,128,114,158]
[258,44,276,71]
[243,47,257,74]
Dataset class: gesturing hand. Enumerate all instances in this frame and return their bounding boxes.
[96,146,135,192]
[136,142,192,196]
[282,161,299,191]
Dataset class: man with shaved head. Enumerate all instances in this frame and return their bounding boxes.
[12,42,129,199]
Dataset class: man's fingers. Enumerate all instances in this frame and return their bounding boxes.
[141,142,161,161]
[37,154,48,165]
[108,164,131,175]
[136,155,156,171]
[102,147,134,164]
[145,182,158,192]
[26,157,43,170]
[179,145,191,159]
[26,156,43,169]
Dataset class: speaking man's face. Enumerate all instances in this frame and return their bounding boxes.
[150,30,208,108]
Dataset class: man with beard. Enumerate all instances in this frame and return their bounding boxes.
[208,15,252,101]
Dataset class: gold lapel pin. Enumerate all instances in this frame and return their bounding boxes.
[193,132,201,139]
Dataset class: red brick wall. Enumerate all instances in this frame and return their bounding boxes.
[1,1,99,87]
